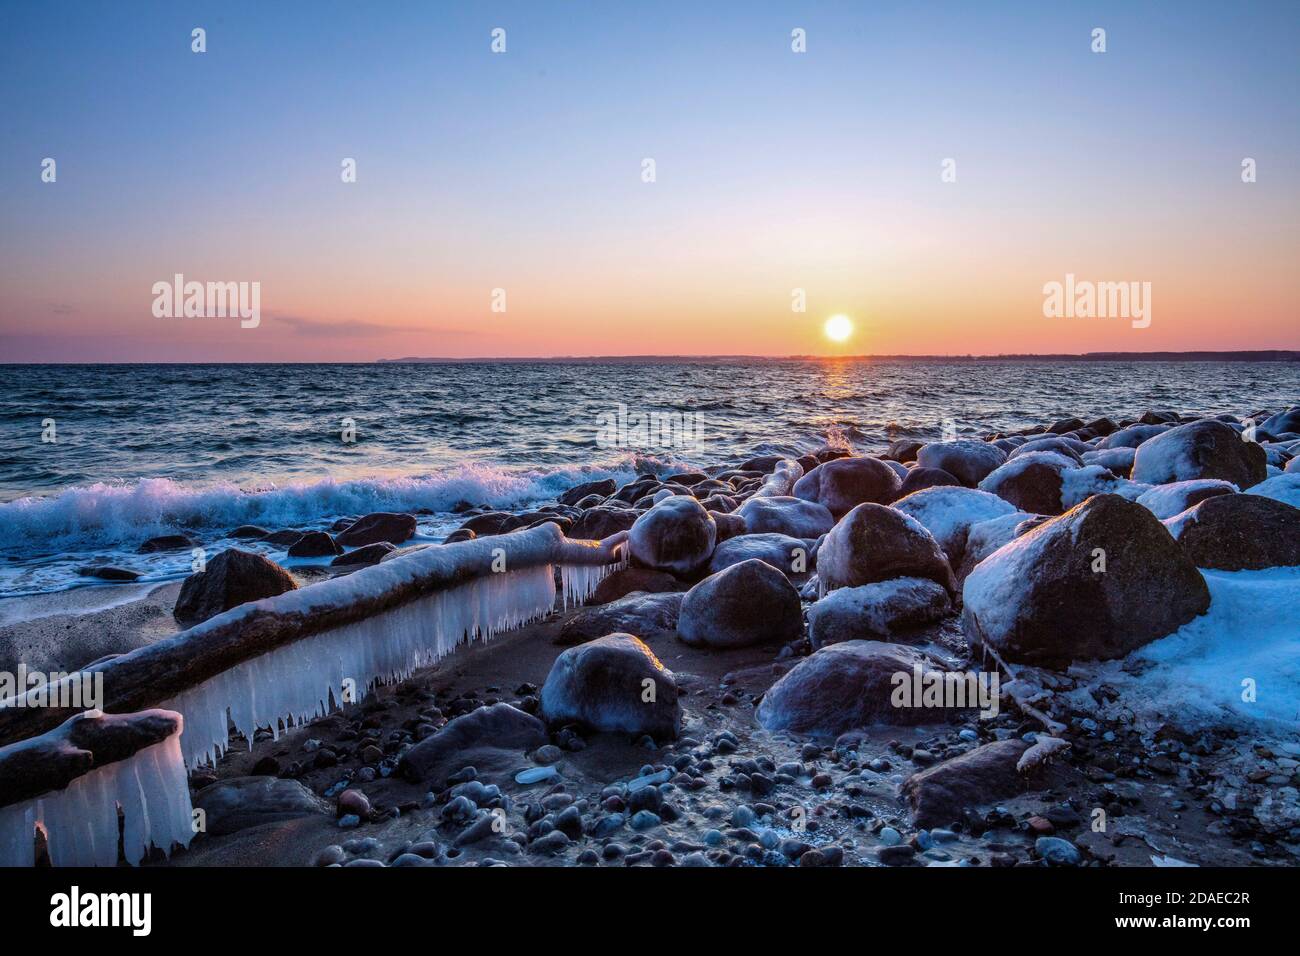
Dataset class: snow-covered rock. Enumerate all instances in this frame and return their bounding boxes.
[892,486,1017,567]
[955,511,1038,580]
[1246,472,1300,508]
[793,457,902,516]
[816,503,956,596]
[539,634,681,739]
[1080,446,1136,477]
[677,559,803,649]
[1098,423,1170,449]
[1130,419,1267,488]
[1164,494,1300,570]
[1136,479,1237,520]
[897,466,961,496]
[735,495,834,537]
[756,641,973,735]
[962,494,1211,666]
[707,532,814,579]
[915,440,1007,486]
[807,577,951,648]
[978,451,1078,514]
[627,496,717,575]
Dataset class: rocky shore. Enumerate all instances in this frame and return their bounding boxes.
[8,405,1300,868]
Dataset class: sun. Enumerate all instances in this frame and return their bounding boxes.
[824,314,854,343]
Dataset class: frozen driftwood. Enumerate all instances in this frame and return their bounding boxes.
[0,524,626,766]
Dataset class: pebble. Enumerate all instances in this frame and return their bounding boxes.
[878,826,903,846]
[337,789,371,818]
[1035,837,1082,866]
[313,844,346,866]
[515,766,558,785]
[337,815,361,829]
[630,810,662,831]
[533,744,564,765]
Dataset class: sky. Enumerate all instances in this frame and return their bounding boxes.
[1,0,1297,362]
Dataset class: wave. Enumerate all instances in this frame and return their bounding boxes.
[0,456,689,554]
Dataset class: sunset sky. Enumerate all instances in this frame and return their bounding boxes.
[2,1,1297,362]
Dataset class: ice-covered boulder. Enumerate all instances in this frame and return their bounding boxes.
[1246,472,1300,509]
[557,592,683,646]
[591,567,686,604]
[1259,406,1300,437]
[1007,437,1086,464]
[1080,446,1136,477]
[678,559,803,649]
[915,440,1007,487]
[1098,423,1170,449]
[539,634,681,739]
[807,577,951,649]
[792,457,902,516]
[336,512,417,547]
[1135,479,1237,520]
[627,496,717,574]
[400,702,548,784]
[191,776,329,836]
[174,549,297,625]
[891,486,1017,567]
[897,466,961,497]
[1164,494,1300,570]
[755,641,973,735]
[962,494,1210,667]
[954,511,1038,581]
[569,506,638,540]
[817,503,956,596]
[707,532,814,579]
[978,451,1077,515]
[736,495,834,537]
[558,478,616,506]
[1130,419,1267,488]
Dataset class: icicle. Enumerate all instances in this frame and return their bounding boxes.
[164,563,560,768]
[559,558,626,609]
[0,733,193,867]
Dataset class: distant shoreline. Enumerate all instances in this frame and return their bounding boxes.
[378,351,1300,364]
[4,351,1298,366]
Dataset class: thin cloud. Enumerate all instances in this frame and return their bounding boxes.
[270,312,474,338]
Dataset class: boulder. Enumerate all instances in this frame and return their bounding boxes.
[336,512,417,547]
[901,740,1033,828]
[755,641,972,735]
[1246,473,1300,509]
[627,496,717,575]
[1130,419,1267,488]
[138,534,197,553]
[558,478,617,506]
[557,592,683,646]
[591,567,686,604]
[954,511,1037,581]
[677,559,803,649]
[331,542,398,567]
[807,578,951,649]
[570,506,638,540]
[230,525,270,539]
[192,777,329,836]
[1164,494,1300,570]
[792,457,902,517]
[885,439,923,463]
[736,495,834,537]
[1098,423,1170,449]
[962,494,1211,666]
[978,451,1077,515]
[897,466,961,497]
[915,440,1007,487]
[1080,446,1136,477]
[816,503,956,596]
[539,634,681,739]
[1135,479,1237,520]
[287,531,342,558]
[399,702,548,783]
[707,532,814,579]
[891,486,1017,567]
[174,549,298,625]
[1259,407,1300,437]
[1007,437,1086,464]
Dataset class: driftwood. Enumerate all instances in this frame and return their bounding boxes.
[0,709,180,807]
[0,524,625,748]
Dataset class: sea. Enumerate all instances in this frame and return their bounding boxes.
[1,360,1296,601]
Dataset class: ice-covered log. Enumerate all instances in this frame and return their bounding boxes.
[0,709,193,866]
[0,524,626,764]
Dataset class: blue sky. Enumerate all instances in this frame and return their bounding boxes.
[2,1,1297,360]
